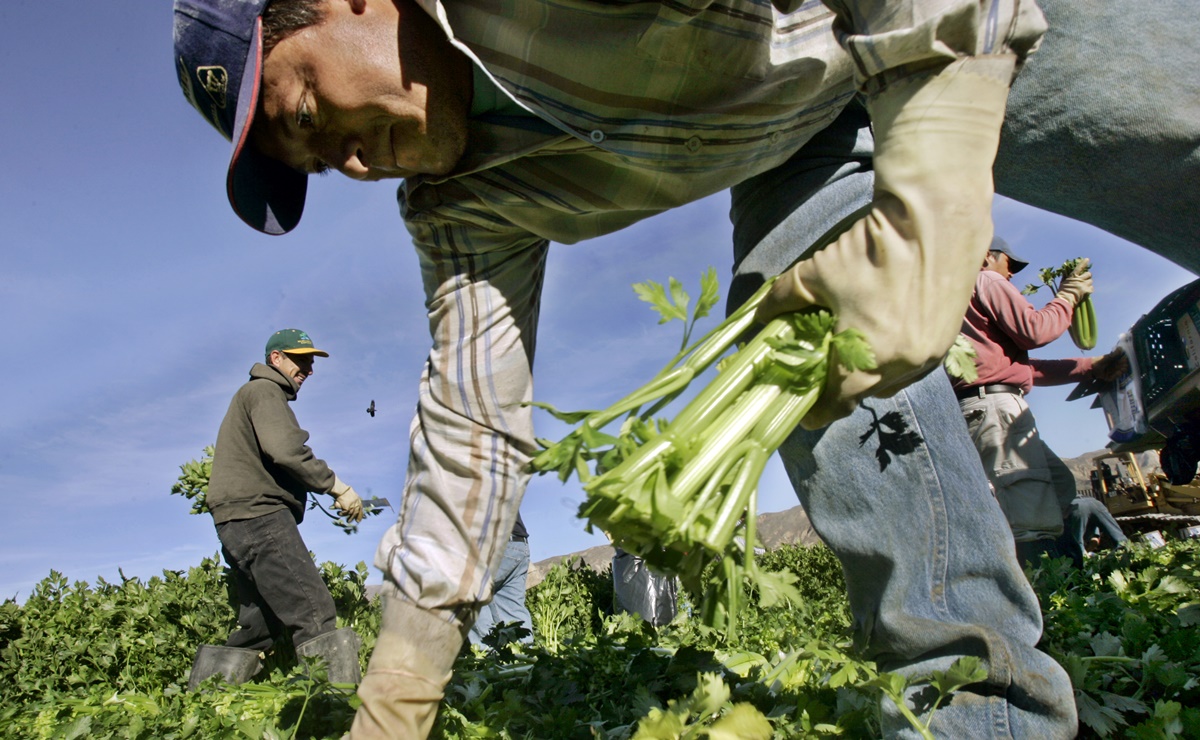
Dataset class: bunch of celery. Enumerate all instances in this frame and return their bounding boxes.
[1023,257,1098,350]
[528,270,875,633]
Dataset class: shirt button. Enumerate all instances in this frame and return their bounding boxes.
[589,130,605,143]
[685,135,702,153]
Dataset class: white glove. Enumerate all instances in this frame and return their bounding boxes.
[1056,258,1094,307]
[330,475,364,523]
[756,55,1017,429]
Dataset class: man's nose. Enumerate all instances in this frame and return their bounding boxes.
[329,140,370,180]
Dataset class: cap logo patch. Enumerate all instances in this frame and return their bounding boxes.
[197,65,229,109]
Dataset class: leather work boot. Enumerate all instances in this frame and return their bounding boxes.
[349,597,467,739]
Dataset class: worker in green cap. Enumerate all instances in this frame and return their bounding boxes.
[186,329,365,690]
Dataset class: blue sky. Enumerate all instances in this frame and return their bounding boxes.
[1,2,1194,602]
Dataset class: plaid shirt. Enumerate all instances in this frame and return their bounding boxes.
[374,0,1047,618]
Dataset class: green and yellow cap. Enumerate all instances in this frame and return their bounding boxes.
[265,329,329,357]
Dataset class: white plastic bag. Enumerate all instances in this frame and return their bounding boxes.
[612,548,678,626]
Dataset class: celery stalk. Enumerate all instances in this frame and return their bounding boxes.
[529,274,875,634]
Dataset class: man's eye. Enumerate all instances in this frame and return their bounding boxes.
[297,100,316,129]
[312,161,331,175]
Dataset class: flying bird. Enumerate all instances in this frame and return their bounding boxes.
[366,400,376,417]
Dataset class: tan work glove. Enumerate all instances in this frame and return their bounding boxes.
[1055,258,1094,308]
[330,475,365,523]
[756,55,1017,429]
[1092,347,1128,382]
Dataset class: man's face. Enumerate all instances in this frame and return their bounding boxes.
[984,251,1015,280]
[272,350,316,387]
[252,0,472,181]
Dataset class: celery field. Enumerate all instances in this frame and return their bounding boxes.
[4,268,1199,738]
[2,540,1198,739]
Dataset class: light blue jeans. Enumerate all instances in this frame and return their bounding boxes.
[467,539,533,645]
[728,2,1198,735]
[733,139,1078,734]
[732,128,1079,731]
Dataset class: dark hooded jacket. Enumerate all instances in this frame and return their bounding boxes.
[207,363,336,524]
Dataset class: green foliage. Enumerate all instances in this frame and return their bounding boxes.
[1,558,233,704]
[631,672,772,739]
[444,542,881,739]
[944,334,979,384]
[0,555,377,739]
[1030,541,1200,738]
[868,657,988,740]
[170,446,215,515]
[1021,257,1088,297]
[5,539,1198,738]
[634,267,720,351]
[526,558,614,651]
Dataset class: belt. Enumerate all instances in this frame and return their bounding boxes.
[955,383,1024,401]
[510,534,528,543]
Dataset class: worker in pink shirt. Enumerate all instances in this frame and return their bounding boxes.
[953,237,1126,566]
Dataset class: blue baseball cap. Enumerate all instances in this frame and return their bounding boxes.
[173,0,306,235]
[989,236,1029,275]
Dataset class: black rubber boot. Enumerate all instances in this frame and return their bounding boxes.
[295,627,362,684]
[186,645,262,691]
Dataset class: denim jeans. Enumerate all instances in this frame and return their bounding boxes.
[719,7,1200,735]
[1056,497,1130,568]
[733,140,1078,735]
[467,539,533,645]
[217,508,338,652]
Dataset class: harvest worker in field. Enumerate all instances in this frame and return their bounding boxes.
[173,0,1198,735]
[467,511,534,647]
[1055,495,1130,568]
[187,329,366,690]
[952,238,1127,567]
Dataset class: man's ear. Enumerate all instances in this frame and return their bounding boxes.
[267,350,282,368]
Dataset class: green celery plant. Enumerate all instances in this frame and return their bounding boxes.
[1022,257,1098,350]
[529,270,875,635]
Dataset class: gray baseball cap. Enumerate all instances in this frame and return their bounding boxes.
[989,236,1029,275]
